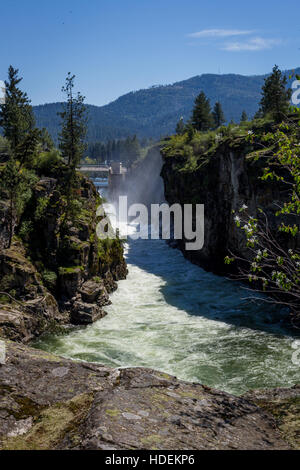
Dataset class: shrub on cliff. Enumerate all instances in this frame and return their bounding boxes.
[34,149,63,175]
[0,160,38,247]
[228,112,300,324]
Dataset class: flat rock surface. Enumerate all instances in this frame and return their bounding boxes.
[243,386,300,449]
[0,340,295,450]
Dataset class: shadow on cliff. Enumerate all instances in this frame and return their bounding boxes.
[125,235,299,339]
[117,145,299,339]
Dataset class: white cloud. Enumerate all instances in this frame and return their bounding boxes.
[188,29,254,38]
[222,37,281,51]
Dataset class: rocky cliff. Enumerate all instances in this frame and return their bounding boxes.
[0,171,127,342]
[0,141,299,450]
[161,127,300,275]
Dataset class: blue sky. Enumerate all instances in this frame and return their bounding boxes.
[0,0,299,106]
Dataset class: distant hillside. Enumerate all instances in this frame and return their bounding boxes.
[33,68,300,143]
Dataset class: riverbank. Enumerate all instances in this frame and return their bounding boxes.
[0,162,299,450]
[0,173,127,342]
[1,339,298,450]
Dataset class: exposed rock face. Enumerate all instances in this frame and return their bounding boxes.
[161,140,300,275]
[80,280,108,304]
[0,173,127,342]
[243,386,300,450]
[71,300,107,325]
[0,340,296,450]
[0,241,62,342]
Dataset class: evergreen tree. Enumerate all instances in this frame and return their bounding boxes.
[39,128,54,151]
[253,109,263,120]
[240,110,248,123]
[0,66,35,152]
[16,128,41,168]
[191,92,213,131]
[1,159,20,247]
[175,117,185,135]
[58,73,87,169]
[212,102,225,128]
[260,65,292,122]
[1,159,37,247]
[126,135,141,166]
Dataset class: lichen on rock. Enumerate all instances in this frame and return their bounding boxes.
[0,341,297,450]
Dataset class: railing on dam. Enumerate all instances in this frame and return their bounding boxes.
[78,163,127,196]
[79,165,110,173]
[78,163,127,175]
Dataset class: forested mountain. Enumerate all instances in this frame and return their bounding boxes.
[33,68,300,143]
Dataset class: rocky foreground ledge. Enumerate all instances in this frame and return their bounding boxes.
[0,340,299,450]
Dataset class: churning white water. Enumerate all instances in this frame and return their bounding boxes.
[36,223,300,395]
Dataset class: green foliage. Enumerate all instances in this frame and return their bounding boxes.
[240,110,248,123]
[58,73,87,169]
[231,112,300,317]
[42,270,57,290]
[18,220,34,241]
[84,135,146,165]
[0,273,15,292]
[191,91,214,132]
[260,65,292,122]
[34,197,50,221]
[0,136,10,155]
[260,123,300,236]
[58,266,84,275]
[97,237,123,270]
[0,158,38,246]
[212,102,226,128]
[15,128,41,168]
[32,67,300,142]
[39,128,55,151]
[0,66,35,152]
[35,149,63,174]
[57,74,88,227]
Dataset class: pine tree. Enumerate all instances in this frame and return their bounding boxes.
[253,109,263,120]
[16,128,41,168]
[191,92,213,131]
[240,110,248,123]
[212,102,225,128]
[260,65,292,122]
[1,159,37,247]
[39,128,54,152]
[127,136,141,166]
[58,73,87,169]
[1,159,20,247]
[0,66,35,152]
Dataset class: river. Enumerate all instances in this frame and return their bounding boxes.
[35,220,300,396]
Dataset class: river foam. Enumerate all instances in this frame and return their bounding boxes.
[36,224,300,395]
